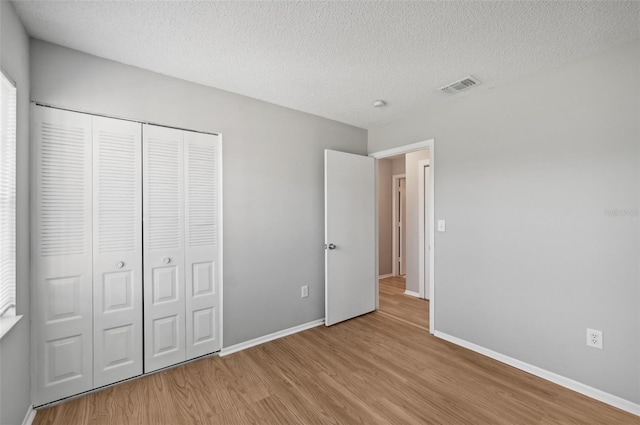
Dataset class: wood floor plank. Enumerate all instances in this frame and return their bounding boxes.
[33,277,638,424]
[379,276,430,329]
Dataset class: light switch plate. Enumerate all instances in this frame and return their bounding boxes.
[437,220,446,232]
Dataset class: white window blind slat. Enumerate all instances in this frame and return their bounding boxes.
[0,71,17,317]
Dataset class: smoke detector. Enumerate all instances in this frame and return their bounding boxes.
[439,76,481,94]
[373,100,386,108]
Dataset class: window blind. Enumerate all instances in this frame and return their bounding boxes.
[0,71,16,317]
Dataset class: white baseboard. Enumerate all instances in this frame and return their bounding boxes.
[378,274,393,279]
[435,331,640,417]
[220,318,325,357]
[404,290,420,298]
[21,405,36,425]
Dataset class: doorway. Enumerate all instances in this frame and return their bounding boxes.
[371,140,435,333]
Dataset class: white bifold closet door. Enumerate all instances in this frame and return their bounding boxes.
[92,116,143,387]
[32,106,143,405]
[33,107,94,405]
[184,131,219,360]
[143,125,186,372]
[33,105,220,403]
[143,125,220,373]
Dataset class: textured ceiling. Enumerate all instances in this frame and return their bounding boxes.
[12,1,640,129]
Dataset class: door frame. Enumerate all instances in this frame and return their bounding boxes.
[418,159,430,300]
[391,174,406,277]
[370,139,435,334]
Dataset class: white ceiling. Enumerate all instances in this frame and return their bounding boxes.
[12,1,640,129]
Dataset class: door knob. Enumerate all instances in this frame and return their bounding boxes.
[115,261,124,269]
[163,257,171,264]
[326,243,336,250]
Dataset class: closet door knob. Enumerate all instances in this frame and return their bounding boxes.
[163,257,171,264]
[115,261,124,269]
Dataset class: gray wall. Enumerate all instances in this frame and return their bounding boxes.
[0,2,31,424]
[369,40,640,404]
[391,157,405,176]
[377,157,407,277]
[404,149,429,294]
[30,40,367,347]
[377,159,392,276]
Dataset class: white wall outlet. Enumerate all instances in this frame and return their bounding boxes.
[437,219,446,232]
[586,328,603,349]
[301,285,309,298]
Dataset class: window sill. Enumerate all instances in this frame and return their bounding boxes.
[0,314,23,341]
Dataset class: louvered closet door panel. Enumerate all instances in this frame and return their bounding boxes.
[184,131,221,359]
[32,106,93,405]
[143,124,186,372]
[93,116,143,387]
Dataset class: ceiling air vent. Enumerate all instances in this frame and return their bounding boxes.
[439,76,481,94]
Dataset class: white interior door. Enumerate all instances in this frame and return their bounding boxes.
[324,150,376,326]
[184,130,221,359]
[32,106,94,405]
[92,116,143,387]
[143,124,186,372]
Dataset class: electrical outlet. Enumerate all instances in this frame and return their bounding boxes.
[301,285,309,298]
[586,328,603,349]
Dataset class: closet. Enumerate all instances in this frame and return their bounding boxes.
[31,105,221,406]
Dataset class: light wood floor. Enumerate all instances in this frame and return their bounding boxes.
[34,281,637,424]
[378,275,429,330]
